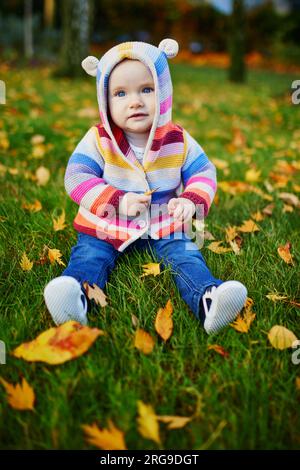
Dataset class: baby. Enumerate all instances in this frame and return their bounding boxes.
[44,38,247,334]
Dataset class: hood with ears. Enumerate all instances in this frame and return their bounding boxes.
[81,38,181,169]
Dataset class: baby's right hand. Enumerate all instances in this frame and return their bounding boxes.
[118,192,151,217]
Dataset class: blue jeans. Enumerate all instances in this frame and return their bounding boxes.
[62,232,223,322]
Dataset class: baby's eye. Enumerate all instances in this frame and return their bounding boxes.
[115,90,125,97]
[143,87,154,93]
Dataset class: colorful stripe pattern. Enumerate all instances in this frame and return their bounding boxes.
[65,41,217,251]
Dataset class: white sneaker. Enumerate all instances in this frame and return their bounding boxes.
[44,276,88,325]
[203,281,247,334]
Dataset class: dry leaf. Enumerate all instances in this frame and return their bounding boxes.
[131,314,139,328]
[140,263,161,277]
[154,299,173,342]
[245,168,261,183]
[0,377,35,410]
[238,219,260,233]
[207,344,229,358]
[278,192,300,208]
[35,166,50,186]
[137,401,161,445]
[225,226,239,243]
[157,415,192,429]
[230,308,256,333]
[296,377,300,391]
[13,321,105,364]
[251,211,264,222]
[134,329,155,355]
[277,242,294,265]
[82,420,127,450]
[53,209,67,231]
[83,282,108,307]
[262,203,275,217]
[268,325,298,350]
[22,199,42,212]
[266,293,289,302]
[207,241,232,254]
[20,253,33,271]
[48,248,66,266]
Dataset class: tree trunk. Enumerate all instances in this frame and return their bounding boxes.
[24,0,34,59]
[44,0,55,28]
[56,0,93,77]
[228,0,246,83]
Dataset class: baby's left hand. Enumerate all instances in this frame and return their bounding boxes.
[168,197,196,223]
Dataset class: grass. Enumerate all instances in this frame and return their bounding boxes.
[0,61,299,450]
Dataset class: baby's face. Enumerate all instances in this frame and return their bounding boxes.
[108,59,155,135]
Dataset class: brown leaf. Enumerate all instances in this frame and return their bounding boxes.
[134,329,155,355]
[13,321,105,364]
[278,192,300,208]
[82,420,127,450]
[154,299,173,342]
[0,377,35,410]
[83,282,108,307]
[207,344,229,358]
[262,203,275,216]
[277,242,295,265]
[21,199,42,213]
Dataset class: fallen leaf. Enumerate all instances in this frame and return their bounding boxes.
[278,192,300,208]
[141,263,161,277]
[134,329,155,355]
[154,300,173,342]
[207,344,229,358]
[262,203,275,217]
[131,314,139,328]
[83,282,107,307]
[53,209,67,231]
[268,325,298,350]
[35,166,50,186]
[48,248,66,266]
[20,253,33,271]
[13,321,105,364]
[225,226,239,243]
[266,293,289,302]
[245,168,261,183]
[237,219,260,233]
[250,211,264,222]
[22,199,42,212]
[82,420,127,450]
[137,401,161,445]
[157,415,192,429]
[0,377,35,410]
[277,242,294,265]
[31,134,45,145]
[230,307,256,333]
[207,241,232,254]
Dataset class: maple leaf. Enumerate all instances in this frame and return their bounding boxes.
[137,401,161,445]
[20,253,33,271]
[0,377,35,410]
[154,299,173,342]
[53,209,67,231]
[268,325,298,350]
[140,263,161,277]
[83,282,108,307]
[82,420,127,450]
[13,321,105,364]
[237,219,260,233]
[48,248,66,266]
[277,242,294,265]
[207,344,229,358]
[21,199,42,212]
[134,329,155,355]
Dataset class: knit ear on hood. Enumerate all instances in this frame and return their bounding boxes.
[81,56,99,76]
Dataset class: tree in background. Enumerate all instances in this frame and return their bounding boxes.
[55,0,93,77]
[228,0,247,83]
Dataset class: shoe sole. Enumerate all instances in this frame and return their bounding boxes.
[204,281,247,334]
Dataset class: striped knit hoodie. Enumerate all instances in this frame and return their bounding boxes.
[65,39,217,252]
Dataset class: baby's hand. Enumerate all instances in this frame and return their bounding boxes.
[119,192,151,217]
[168,197,196,223]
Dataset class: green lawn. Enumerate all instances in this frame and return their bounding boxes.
[0,62,299,450]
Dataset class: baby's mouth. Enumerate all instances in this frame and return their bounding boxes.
[129,113,148,119]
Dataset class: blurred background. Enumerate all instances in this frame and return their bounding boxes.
[0,0,300,79]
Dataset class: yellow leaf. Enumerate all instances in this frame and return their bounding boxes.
[83,282,108,307]
[225,226,239,243]
[277,242,294,265]
[140,263,161,277]
[22,199,42,212]
[268,325,298,350]
[211,158,229,170]
[237,219,260,233]
[0,377,35,410]
[32,144,46,158]
[154,299,173,342]
[207,241,232,254]
[250,211,264,222]
[230,311,256,333]
[245,168,261,183]
[266,293,289,302]
[134,329,155,355]
[137,401,161,445]
[157,415,192,429]
[13,321,105,364]
[20,253,33,271]
[48,248,66,266]
[53,209,67,231]
[82,420,127,450]
[35,166,50,186]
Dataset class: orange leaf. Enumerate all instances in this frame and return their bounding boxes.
[238,219,260,233]
[0,377,35,410]
[157,415,192,429]
[278,242,295,265]
[53,209,67,231]
[134,329,155,355]
[82,420,127,450]
[207,344,229,358]
[48,248,66,266]
[154,299,173,342]
[13,321,105,364]
[83,282,108,307]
